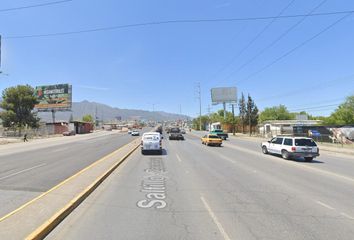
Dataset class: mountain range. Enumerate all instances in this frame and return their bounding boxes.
[38,100,190,122]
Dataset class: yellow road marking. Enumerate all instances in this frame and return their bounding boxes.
[26,142,140,240]
[0,139,138,223]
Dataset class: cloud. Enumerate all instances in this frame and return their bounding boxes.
[77,85,110,91]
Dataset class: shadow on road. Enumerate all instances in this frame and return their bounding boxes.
[141,149,168,156]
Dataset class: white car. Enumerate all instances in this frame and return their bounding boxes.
[131,131,140,136]
[128,130,132,134]
[141,132,162,155]
[261,136,319,162]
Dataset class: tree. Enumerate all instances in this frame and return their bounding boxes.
[259,105,293,122]
[239,93,246,133]
[192,115,209,130]
[0,85,40,133]
[323,95,354,125]
[82,114,94,123]
[245,94,259,135]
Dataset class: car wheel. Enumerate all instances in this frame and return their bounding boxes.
[159,150,163,155]
[206,142,210,146]
[281,150,289,159]
[141,150,145,155]
[218,144,222,147]
[304,157,313,162]
[262,146,268,154]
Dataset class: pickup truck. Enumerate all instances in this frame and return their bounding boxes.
[209,129,228,140]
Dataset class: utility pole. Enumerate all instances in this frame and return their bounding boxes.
[51,109,56,124]
[248,104,251,136]
[231,104,235,136]
[196,82,202,131]
[206,104,211,131]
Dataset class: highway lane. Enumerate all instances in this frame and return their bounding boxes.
[194,131,354,179]
[0,130,145,217]
[225,135,354,180]
[47,133,354,240]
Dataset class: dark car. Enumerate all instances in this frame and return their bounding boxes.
[169,127,184,140]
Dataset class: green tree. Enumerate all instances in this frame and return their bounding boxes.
[324,95,354,125]
[192,115,210,130]
[245,94,259,135]
[82,114,94,123]
[0,85,40,133]
[239,93,246,133]
[259,105,293,122]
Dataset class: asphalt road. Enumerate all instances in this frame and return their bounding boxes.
[0,130,144,217]
[47,132,354,240]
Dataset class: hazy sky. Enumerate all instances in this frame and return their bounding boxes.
[1,0,354,117]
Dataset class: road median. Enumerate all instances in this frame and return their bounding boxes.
[0,138,140,240]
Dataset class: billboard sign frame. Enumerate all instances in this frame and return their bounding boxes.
[211,87,237,104]
[34,84,72,112]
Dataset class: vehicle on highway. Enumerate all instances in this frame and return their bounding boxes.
[180,129,186,134]
[131,130,140,136]
[209,129,228,140]
[141,132,162,155]
[128,130,132,134]
[63,130,76,136]
[169,127,184,140]
[201,134,222,146]
[261,136,320,162]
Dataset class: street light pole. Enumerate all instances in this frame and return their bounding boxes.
[197,83,202,131]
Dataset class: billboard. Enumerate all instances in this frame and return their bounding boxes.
[35,84,72,111]
[211,87,237,104]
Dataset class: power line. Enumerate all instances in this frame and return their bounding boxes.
[254,74,354,102]
[0,0,73,13]
[289,103,340,111]
[284,97,346,109]
[3,9,354,39]
[211,0,296,81]
[242,11,352,82]
[223,0,328,82]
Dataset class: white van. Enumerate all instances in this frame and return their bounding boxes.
[141,132,162,155]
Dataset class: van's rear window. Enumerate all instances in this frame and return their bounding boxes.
[295,139,317,146]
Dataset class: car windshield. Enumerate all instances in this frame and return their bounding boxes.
[143,135,159,141]
[208,135,220,139]
[170,128,180,133]
[295,139,317,146]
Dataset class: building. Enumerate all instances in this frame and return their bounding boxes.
[71,121,94,134]
[258,120,322,138]
[45,121,69,135]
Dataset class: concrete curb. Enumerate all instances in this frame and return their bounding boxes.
[26,143,140,240]
[0,139,140,240]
